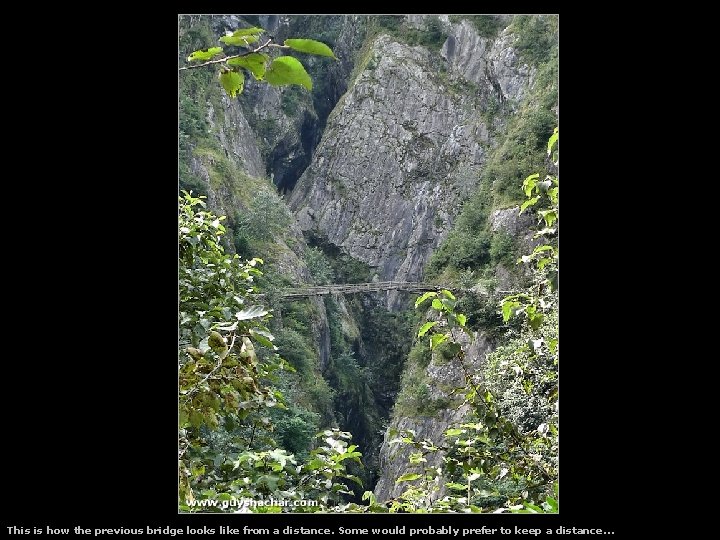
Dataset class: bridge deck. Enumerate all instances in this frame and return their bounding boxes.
[280,281,443,299]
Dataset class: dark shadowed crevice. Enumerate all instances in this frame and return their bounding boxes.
[274,111,323,194]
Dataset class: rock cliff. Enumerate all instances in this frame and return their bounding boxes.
[179,14,557,498]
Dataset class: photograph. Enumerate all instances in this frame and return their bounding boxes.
[178,14,559,514]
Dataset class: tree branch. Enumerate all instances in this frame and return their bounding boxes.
[179,39,289,71]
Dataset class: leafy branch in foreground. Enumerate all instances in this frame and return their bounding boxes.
[179,191,365,512]
[180,25,337,97]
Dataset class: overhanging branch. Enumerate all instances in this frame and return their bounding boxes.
[178,39,289,71]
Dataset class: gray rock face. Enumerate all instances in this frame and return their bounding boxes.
[373,330,494,502]
[289,22,533,310]
[442,21,533,107]
[241,16,367,192]
[290,35,487,300]
[207,94,265,179]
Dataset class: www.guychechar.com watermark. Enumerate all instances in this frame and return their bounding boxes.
[187,497,318,511]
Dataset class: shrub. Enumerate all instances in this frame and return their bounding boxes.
[512,15,557,66]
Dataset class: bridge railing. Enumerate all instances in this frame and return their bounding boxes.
[278,281,443,299]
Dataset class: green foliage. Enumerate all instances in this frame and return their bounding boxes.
[219,68,244,97]
[285,39,337,59]
[489,232,517,267]
[178,44,215,195]
[179,193,366,512]
[306,233,372,283]
[273,405,320,459]
[426,25,557,284]
[179,191,292,506]
[372,16,448,53]
[511,15,557,66]
[232,188,293,255]
[374,15,403,32]
[448,15,505,38]
[266,56,313,90]
[219,27,263,47]
[188,47,224,62]
[500,127,558,327]
[426,183,493,278]
[394,337,454,417]
[304,246,335,285]
[180,24,336,98]
[275,328,316,374]
[227,52,268,79]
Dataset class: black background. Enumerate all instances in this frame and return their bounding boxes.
[3,4,638,537]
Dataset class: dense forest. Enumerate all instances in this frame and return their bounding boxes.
[178,14,558,513]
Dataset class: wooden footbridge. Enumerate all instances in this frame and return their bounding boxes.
[280,281,446,299]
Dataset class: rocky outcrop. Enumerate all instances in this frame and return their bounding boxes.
[289,20,532,309]
[442,21,533,107]
[373,330,494,502]
[373,202,538,501]
[241,16,367,192]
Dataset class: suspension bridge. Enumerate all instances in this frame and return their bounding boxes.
[279,281,451,299]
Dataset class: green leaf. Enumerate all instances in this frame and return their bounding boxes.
[547,128,558,155]
[440,289,456,300]
[344,474,363,487]
[441,297,456,311]
[219,29,261,47]
[187,47,223,62]
[431,298,444,310]
[545,496,558,512]
[215,322,238,332]
[539,209,557,228]
[249,328,275,349]
[396,473,422,483]
[523,502,543,513]
[284,38,337,58]
[502,300,521,322]
[219,69,244,98]
[520,197,539,213]
[235,305,268,320]
[415,291,437,308]
[219,35,258,47]
[446,482,467,491]
[305,458,325,471]
[430,333,448,350]
[265,56,312,90]
[522,173,539,197]
[232,27,265,37]
[445,428,464,437]
[532,244,554,255]
[528,312,544,330]
[418,321,437,337]
[455,313,467,327]
[226,53,268,79]
[257,475,279,491]
[208,331,228,359]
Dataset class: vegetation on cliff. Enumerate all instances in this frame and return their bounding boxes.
[178,15,558,513]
